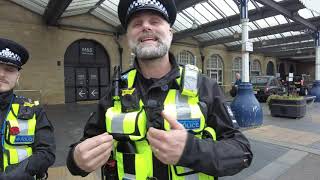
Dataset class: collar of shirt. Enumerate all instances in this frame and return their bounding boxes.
[133,52,181,93]
[0,90,13,110]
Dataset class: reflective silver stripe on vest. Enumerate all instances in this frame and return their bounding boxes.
[123,173,136,180]
[183,65,198,92]
[176,93,191,119]
[183,167,199,180]
[17,119,29,135]
[111,113,126,133]
[16,148,28,162]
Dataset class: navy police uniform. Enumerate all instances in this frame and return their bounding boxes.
[0,38,55,180]
[67,55,252,179]
[67,0,252,179]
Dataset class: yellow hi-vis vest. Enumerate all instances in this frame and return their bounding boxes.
[2,101,37,171]
[106,65,216,180]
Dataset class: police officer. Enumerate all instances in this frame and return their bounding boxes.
[0,38,55,179]
[67,0,252,179]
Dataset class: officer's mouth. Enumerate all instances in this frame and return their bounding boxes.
[0,79,9,84]
[140,37,158,43]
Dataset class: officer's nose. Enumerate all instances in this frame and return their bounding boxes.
[141,22,152,32]
[0,68,5,77]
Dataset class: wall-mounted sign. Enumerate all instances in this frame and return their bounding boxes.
[81,47,94,56]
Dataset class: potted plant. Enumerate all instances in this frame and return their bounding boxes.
[267,95,306,118]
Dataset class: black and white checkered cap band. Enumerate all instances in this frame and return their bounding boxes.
[0,48,21,62]
[127,0,169,18]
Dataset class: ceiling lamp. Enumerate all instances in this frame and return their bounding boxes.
[191,20,198,29]
[296,49,302,54]
[233,31,240,39]
[191,6,198,29]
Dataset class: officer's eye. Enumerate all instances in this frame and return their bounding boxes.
[5,67,17,72]
[131,20,142,27]
[150,18,160,25]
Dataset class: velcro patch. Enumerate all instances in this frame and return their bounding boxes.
[178,118,200,130]
[14,135,34,143]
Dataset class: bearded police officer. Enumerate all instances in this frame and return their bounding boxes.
[0,38,55,180]
[67,0,252,179]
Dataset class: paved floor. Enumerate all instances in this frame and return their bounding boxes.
[44,101,320,180]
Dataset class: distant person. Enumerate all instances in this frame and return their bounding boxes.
[234,72,242,86]
[230,73,242,97]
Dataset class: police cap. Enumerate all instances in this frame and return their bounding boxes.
[118,0,177,29]
[0,38,29,70]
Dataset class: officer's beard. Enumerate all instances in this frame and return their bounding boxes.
[129,33,172,60]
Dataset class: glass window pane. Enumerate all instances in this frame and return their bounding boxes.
[210,0,236,16]
[207,55,224,84]
[264,16,279,26]
[195,4,217,22]
[224,0,240,13]
[177,51,195,65]
[298,8,314,19]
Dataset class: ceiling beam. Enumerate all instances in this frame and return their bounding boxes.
[255,0,317,31]
[173,0,303,41]
[266,47,314,57]
[228,33,313,51]
[43,0,73,25]
[200,17,320,47]
[255,41,314,53]
[279,56,315,61]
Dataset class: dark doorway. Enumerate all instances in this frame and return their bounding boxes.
[289,64,295,73]
[266,61,275,75]
[64,39,110,103]
[279,63,286,80]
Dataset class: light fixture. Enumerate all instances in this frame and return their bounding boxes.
[233,31,240,39]
[191,5,198,29]
[296,49,302,54]
[261,40,267,46]
[191,21,198,29]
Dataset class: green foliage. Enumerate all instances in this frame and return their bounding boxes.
[267,95,303,106]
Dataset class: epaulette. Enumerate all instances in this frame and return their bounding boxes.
[15,95,39,106]
[121,67,135,81]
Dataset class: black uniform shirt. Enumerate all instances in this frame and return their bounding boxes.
[0,90,55,179]
[67,54,253,178]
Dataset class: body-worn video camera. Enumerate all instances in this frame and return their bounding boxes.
[144,99,164,130]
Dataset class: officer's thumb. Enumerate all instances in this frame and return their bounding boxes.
[161,111,185,130]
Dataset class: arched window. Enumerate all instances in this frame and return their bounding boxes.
[176,50,195,65]
[250,59,261,76]
[232,57,242,82]
[266,61,275,75]
[207,54,223,85]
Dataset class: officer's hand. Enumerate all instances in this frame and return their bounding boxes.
[74,132,113,173]
[147,111,187,165]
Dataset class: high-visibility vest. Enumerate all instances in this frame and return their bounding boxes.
[106,65,216,180]
[2,100,37,171]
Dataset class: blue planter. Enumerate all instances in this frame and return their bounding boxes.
[231,82,263,127]
[310,80,320,102]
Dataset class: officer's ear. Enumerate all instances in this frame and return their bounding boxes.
[169,28,173,40]
[16,71,20,86]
